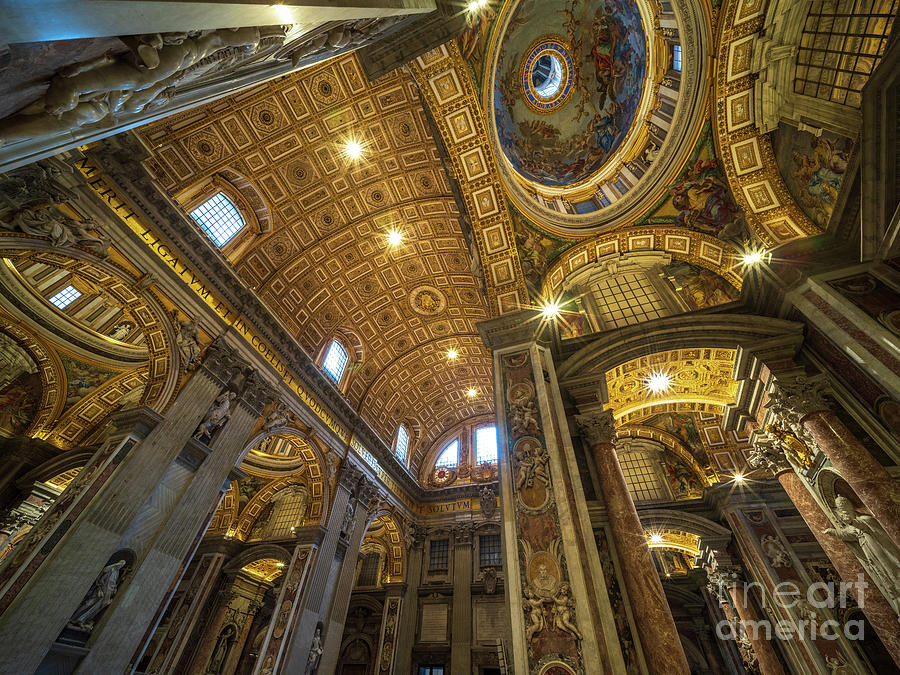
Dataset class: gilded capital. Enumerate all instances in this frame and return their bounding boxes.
[766,375,830,426]
[748,433,792,474]
[575,411,616,447]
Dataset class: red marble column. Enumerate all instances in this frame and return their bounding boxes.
[769,376,900,549]
[802,410,900,548]
[726,576,786,675]
[778,470,900,666]
[578,412,690,675]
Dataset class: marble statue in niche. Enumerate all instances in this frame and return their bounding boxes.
[68,559,127,630]
[825,495,900,616]
[760,534,792,568]
[305,624,323,674]
[208,623,236,673]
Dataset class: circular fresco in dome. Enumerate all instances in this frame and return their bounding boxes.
[493,0,648,187]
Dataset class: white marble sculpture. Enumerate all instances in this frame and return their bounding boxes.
[824,495,900,617]
[69,560,127,630]
[193,391,236,440]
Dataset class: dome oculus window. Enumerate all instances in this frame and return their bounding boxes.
[532,53,564,98]
[521,38,575,113]
[190,192,245,246]
[475,425,498,464]
[322,340,349,383]
[48,285,81,310]
[435,439,459,469]
[395,424,409,461]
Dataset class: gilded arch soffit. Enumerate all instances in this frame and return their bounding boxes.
[233,473,323,541]
[605,347,738,422]
[363,513,404,583]
[713,0,822,246]
[135,53,499,475]
[540,227,744,299]
[0,309,66,438]
[0,246,176,412]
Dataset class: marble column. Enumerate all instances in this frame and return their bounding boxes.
[394,523,423,674]
[276,464,363,672]
[713,568,786,675]
[768,375,900,548]
[577,411,691,675]
[75,368,277,673]
[775,470,900,665]
[451,522,474,673]
[316,479,378,674]
[0,339,240,675]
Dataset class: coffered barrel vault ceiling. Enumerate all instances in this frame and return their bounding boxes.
[136,53,494,477]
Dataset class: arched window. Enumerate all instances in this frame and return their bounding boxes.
[435,439,459,469]
[395,424,409,462]
[322,339,348,383]
[475,425,498,464]
[190,192,245,246]
[672,44,682,71]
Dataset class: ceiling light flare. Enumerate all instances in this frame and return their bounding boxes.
[343,139,363,160]
[741,249,767,266]
[645,371,672,394]
[466,388,478,398]
[649,533,663,544]
[467,0,488,12]
[733,473,745,483]
[447,349,459,360]
[541,302,560,319]
[387,229,403,247]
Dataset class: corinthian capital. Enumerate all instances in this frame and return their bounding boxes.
[575,411,616,446]
[766,375,830,426]
[748,433,792,474]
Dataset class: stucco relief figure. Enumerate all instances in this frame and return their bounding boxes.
[340,499,356,535]
[760,534,792,568]
[515,441,550,491]
[1,206,109,254]
[552,583,582,639]
[824,495,900,616]
[173,311,202,371]
[108,321,133,341]
[262,402,289,432]
[480,485,497,519]
[193,391,236,441]
[524,587,545,640]
[305,625,323,674]
[69,560,127,630]
[0,28,278,147]
[510,398,540,435]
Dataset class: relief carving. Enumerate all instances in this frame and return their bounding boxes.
[193,391,236,442]
[1,206,109,255]
[0,27,289,148]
